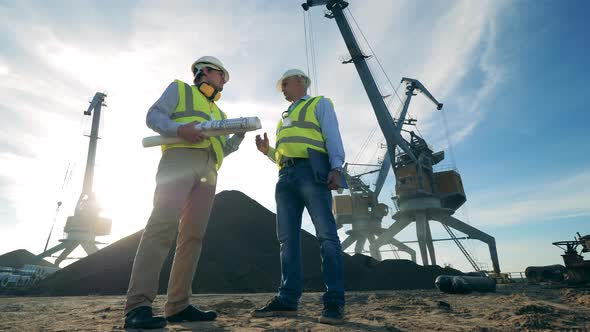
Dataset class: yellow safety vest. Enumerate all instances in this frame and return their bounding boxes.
[162,79,227,170]
[275,96,329,168]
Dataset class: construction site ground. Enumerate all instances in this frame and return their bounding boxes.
[1,283,589,331]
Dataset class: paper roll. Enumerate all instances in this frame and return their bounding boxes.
[142,116,261,148]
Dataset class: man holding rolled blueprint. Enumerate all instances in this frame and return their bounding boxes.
[252,69,346,325]
[124,56,244,329]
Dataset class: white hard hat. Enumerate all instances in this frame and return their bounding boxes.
[191,56,230,83]
[276,68,311,91]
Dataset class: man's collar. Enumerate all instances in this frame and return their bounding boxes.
[292,94,310,104]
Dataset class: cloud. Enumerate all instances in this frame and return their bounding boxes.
[0,0,511,257]
[466,168,590,227]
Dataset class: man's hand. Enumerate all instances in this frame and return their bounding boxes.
[327,170,342,191]
[177,121,208,143]
[255,132,270,154]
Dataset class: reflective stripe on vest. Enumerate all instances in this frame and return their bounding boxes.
[162,80,227,170]
[275,96,328,168]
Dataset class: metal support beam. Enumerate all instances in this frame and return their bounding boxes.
[415,213,429,265]
[424,219,436,266]
[388,237,416,262]
[371,216,412,250]
[81,92,106,196]
[341,234,360,251]
[373,150,391,197]
[81,242,99,255]
[37,242,68,258]
[435,213,500,273]
[366,235,382,261]
[396,89,413,132]
[354,237,367,254]
[54,245,76,266]
[328,2,416,165]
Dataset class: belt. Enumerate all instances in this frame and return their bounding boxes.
[279,157,308,168]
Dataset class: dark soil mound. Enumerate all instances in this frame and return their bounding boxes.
[0,249,57,268]
[30,191,461,296]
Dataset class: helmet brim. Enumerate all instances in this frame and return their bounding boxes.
[276,75,310,92]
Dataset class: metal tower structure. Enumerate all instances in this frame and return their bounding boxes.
[333,164,416,262]
[303,0,500,273]
[38,92,112,266]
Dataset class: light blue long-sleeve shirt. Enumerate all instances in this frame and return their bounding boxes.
[146,82,244,156]
[268,94,345,170]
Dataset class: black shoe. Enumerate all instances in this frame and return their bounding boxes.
[124,306,167,329]
[251,296,298,317]
[318,303,344,325]
[166,305,217,322]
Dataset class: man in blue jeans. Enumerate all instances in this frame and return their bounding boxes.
[253,69,346,325]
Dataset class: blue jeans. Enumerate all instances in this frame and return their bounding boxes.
[275,159,345,308]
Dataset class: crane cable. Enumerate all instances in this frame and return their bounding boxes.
[305,9,374,175]
[439,106,457,170]
[346,8,405,106]
[443,224,480,271]
[303,11,319,96]
[344,8,412,175]
[344,8,417,176]
[438,105,482,266]
[302,11,311,87]
[42,106,96,250]
[439,106,483,268]
[340,8,384,175]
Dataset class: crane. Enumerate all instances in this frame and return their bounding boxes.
[37,92,112,266]
[334,163,417,262]
[303,0,501,273]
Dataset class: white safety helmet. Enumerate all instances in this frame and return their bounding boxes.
[191,56,230,83]
[276,68,311,91]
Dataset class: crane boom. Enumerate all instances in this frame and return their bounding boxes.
[396,78,442,132]
[303,0,416,166]
[401,77,443,110]
[373,150,390,197]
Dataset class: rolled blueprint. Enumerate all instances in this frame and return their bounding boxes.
[142,116,261,148]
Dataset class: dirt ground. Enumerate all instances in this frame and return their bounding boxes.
[1,283,589,331]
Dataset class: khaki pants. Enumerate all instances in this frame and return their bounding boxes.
[125,148,217,316]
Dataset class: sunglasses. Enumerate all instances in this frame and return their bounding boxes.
[207,67,225,79]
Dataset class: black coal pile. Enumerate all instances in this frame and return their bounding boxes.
[31,191,461,296]
[0,249,56,268]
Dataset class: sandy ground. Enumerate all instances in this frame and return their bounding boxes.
[1,283,589,331]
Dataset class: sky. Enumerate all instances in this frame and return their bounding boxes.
[0,0,589,274]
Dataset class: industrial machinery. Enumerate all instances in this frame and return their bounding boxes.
[37,92,112,266]
[333,165,416,261]
[302,0,500,273]
[0,265,59,290]
[552,232,590,284]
